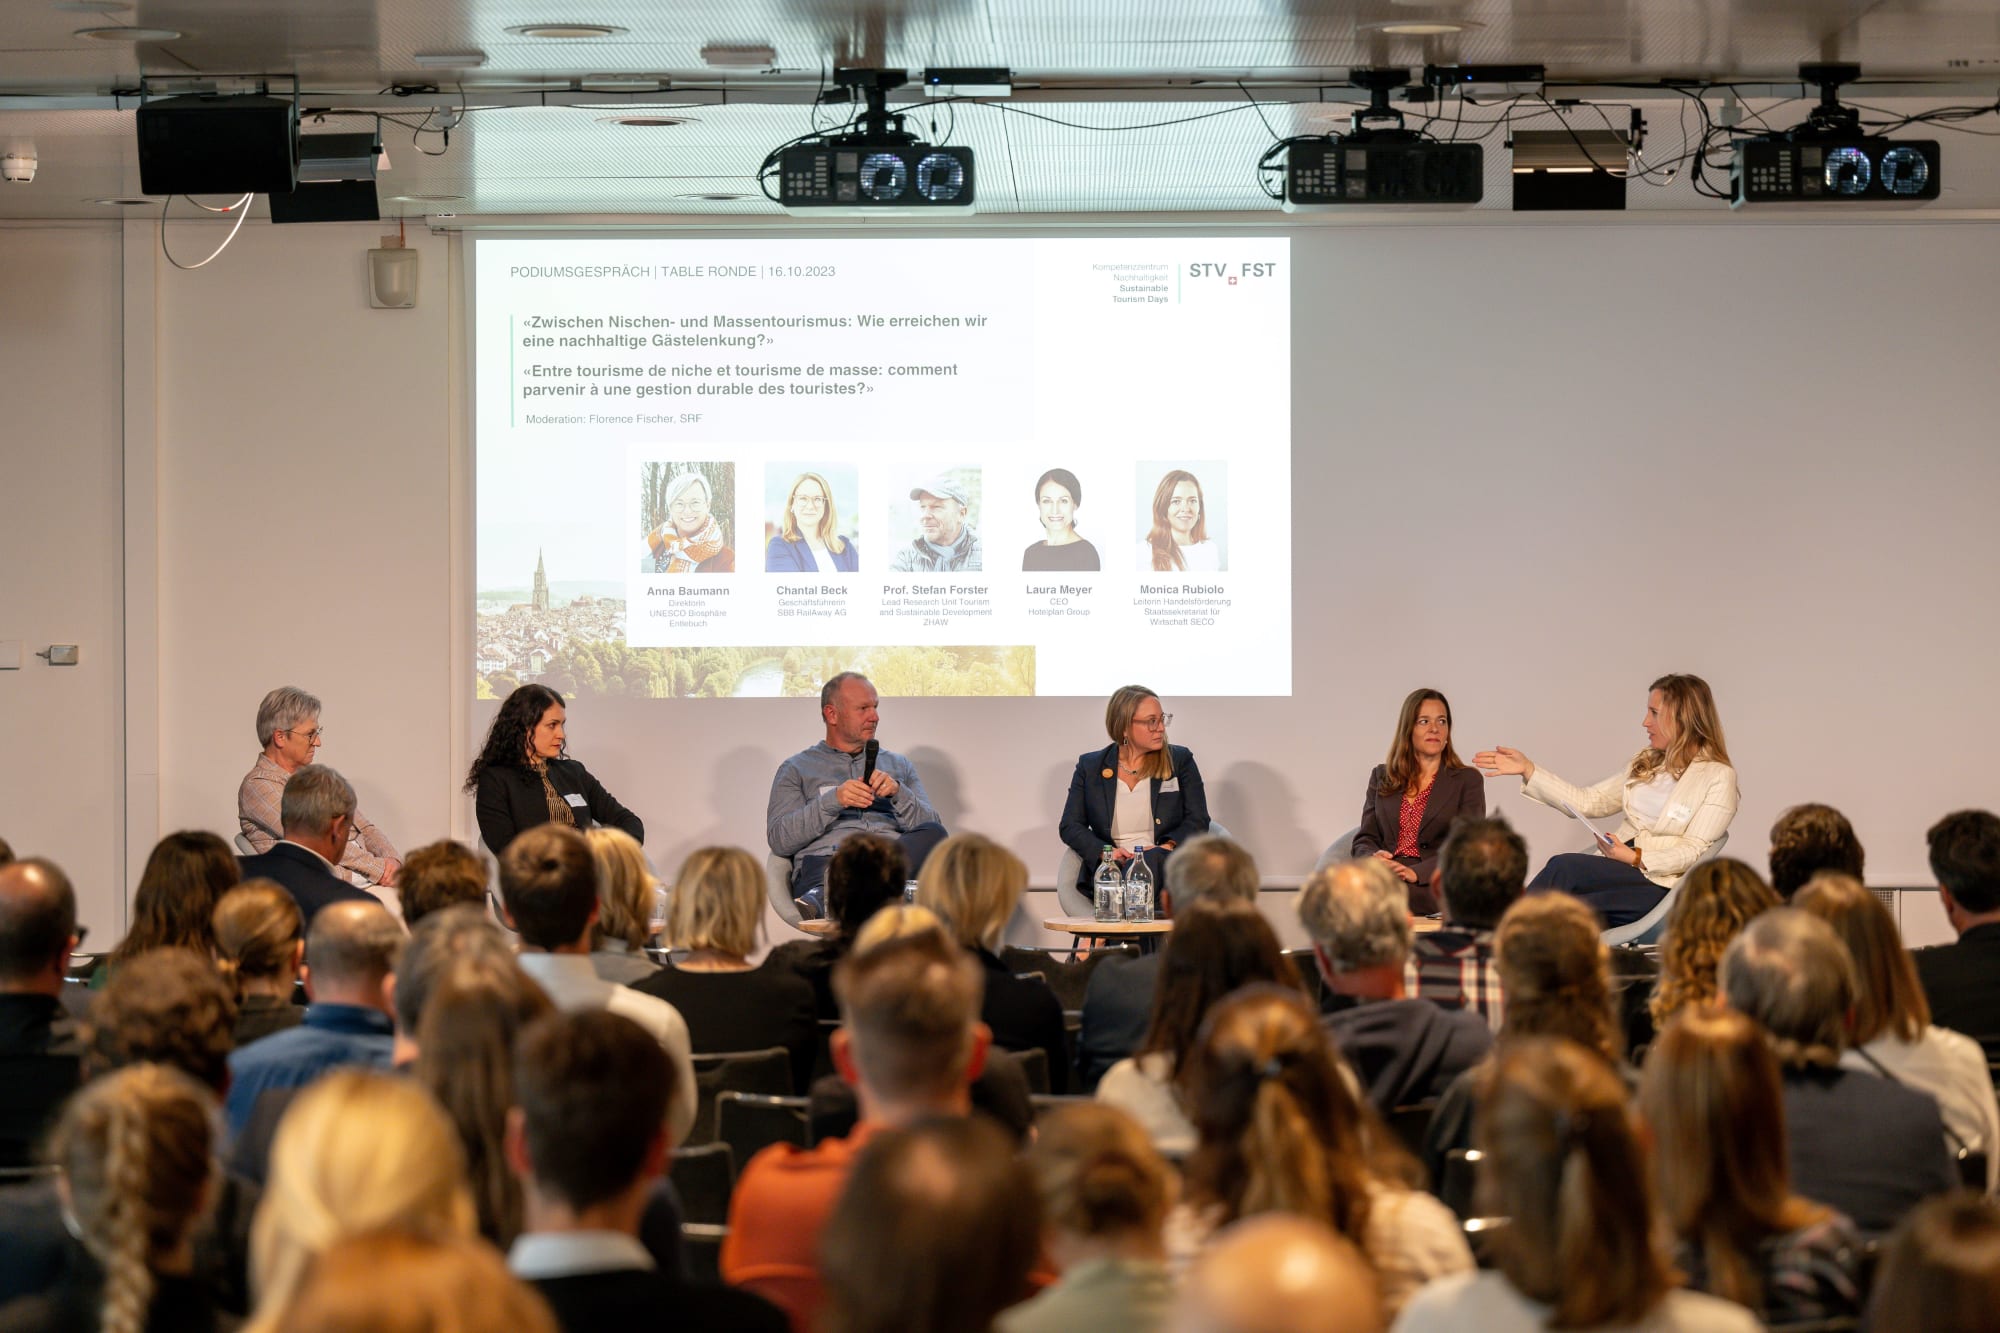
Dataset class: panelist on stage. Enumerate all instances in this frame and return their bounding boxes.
[1349,688,1484,916]
[767,671,946,919]
[239,686,400,891]
[1475,673,1739,929]
[765,471,859,573]
[1059,684,1209,900]
[467,683,644,857]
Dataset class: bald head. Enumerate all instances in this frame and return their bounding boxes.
[1170,1215,1383,1333]
[303,900,403,1011]
[0,859,78,992]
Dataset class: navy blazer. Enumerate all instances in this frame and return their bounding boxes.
[1348,764,1485,914]
[236,842,376,928]
[1060,744,1209,890]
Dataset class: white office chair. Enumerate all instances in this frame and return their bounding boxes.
[233,833,256,856]
[1055,820,1231,918]
[765,853,805,930]
[1601,831,1729,949]
[1311,826,1363,874]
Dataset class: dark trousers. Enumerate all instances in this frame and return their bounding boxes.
[1528,850,1663,929]
[792,823,949,912]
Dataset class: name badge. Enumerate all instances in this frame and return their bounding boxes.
[1160,778,1180,793]
[564,793,588,808]
[1665,803,1692,823]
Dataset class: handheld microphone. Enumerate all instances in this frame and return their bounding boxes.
[862,739,879,783]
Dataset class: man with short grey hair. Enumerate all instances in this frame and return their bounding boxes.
[238,765,380,927]
[1300,859,1489,1111]
[238,685,401,893]
[888,476,982,572]
[1076,833,1263,1090]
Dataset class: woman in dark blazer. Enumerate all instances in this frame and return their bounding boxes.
[466,683,644,857]
[1350,686,1483,916]
[1059,684,1210,898]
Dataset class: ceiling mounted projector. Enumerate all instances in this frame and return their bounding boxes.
[773,68,975,215]
[1731,64,1941,207]
[1279,69,1482,209]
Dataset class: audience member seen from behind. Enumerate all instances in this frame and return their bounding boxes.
[1720,908,1956,1237]
[819,1116,1040,1333]
[1173,986,1470,1321]
[766,470,859,573]
[281,1230,556,1333]
[413,953,555,1248]
[223,899,400,1138]
[1021,467,1101,572]
[498,824,695,1145]
[99,831,240,983]
[506,1009,786,1332]
[1301,859,1490,1114]
[1058,683,1211,906]
[1077,834,1259,1091]
[1097,900,1303,1155]
[241,1069,476,1333]
[237,685,401,891]
[1172,1214,1385,1333]
[1639,1005,1863,1323]
[1649,858,1780,1033]
[85,950,237,1095]
[1000,1103,1175,1333]
[0,858,83,1169]
[1396,1037,1760,1333]
[0,836,13,865]
[1867,1193,2000,1333]
[1349,688,1484,916]
[388,904,520,1070]
[635,846,817,1093]
[1405,817,1527,1031]
[211,881,304,1048]
[1795,869,2000,1191]
[768,833,907,1022]
[1475,673,1739,929]
[1419,892,1622,1192]
[468,683,645,859]
[919,832,1069,1094]
[0,1065,224,1333]
[722,927,992,1329]
[234,768,381,928]
[582,828,660,985]
[394,839,489,930]
[1767,802,1864,902]
[1913,809,2000,1063]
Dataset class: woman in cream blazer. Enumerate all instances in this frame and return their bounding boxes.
[1475,674,1738,928]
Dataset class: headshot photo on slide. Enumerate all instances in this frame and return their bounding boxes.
[889,466,983,573]
[765,465,861,573]
[1137,463,1226,573]
[1021,465,1101,572]
[639,461,736,573]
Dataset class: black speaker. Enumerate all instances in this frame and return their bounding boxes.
[268,181,379,224]
[137,94,298,196]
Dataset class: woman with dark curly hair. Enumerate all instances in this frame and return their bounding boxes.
[466,684,643,857]
[99,831,241,983]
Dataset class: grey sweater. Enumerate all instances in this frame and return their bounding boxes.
[766,741,941,862]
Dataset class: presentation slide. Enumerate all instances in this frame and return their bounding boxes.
[473,236,1290,699]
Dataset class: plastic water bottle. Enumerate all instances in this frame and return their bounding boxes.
[1124,845,1155,922]
[1093,847,1123,923]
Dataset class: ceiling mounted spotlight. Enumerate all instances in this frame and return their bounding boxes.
[1361,20,1476,35]
[73,25,182,40]
[389,193,464,202]
[674,191,752,201]
[412,50,487,68]
[91,197,154,206]
[2,150,38,184]
[53,0,133,12]
[506,23,625,39]
[595,115,698,128]
[701,43,776,68]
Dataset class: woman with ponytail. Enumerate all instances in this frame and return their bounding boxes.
[1171,986,1469,1321]
[210,881,304,1047]
[0,1064,223,1333]
[1395,1037,1758,1333]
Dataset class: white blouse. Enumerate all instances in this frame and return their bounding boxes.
[1110,775,1153,850]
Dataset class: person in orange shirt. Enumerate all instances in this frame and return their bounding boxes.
[721,923,991,1330]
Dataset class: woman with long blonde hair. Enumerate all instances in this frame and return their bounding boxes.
[281,1230,557,1333]
[1639,1006,1863,1323]
[1649,858,1779,1031]
[765,470,858,572]
[1138,469,1220,572]
[1171,986,1469,1321]
[1476,673,1739,929]
[583,827,661,985]
[243,1069,476,1333]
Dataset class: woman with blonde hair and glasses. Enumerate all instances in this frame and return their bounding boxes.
[1059,684,1209,905]
[635,846,817,1093]
[1795,870,2000,1191]
[210,880,305,1047]
[766,470,859,573]
[242,1069,476,1333]
[1476,673,1739,929]
[583,827,662,985]
[1397,1037,1760,1333]
[1649,858,1779,1033]
[1350,688,1484,916]
[1172,985,1469,1322]
[1639,1005,1864,1324]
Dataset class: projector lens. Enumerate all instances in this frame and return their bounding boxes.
[1824,147,1871,195]
[915,152,965,202]
[860,153,907,201]
[1880,145,1930,196]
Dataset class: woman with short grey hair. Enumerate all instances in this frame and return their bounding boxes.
[237,685,402,891]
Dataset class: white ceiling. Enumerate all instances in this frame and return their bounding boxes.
[3,0,2000,220]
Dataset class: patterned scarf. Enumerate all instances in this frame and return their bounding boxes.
[650,515,725,573]
[529,757,575,827]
